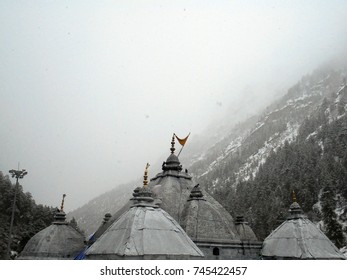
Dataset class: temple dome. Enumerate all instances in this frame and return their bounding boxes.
[149,144,239,239]
[159,135,183,172]
[85,186,204,260]
[19,210,85,260]
[162,153,182,172]
[150,175,191,222]
[234,216,258,241]
[261,201,346,259]
[180,184,240,242]
[166,153,180,165]
[91,185,143,243]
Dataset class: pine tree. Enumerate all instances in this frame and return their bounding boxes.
[0,171,55,259]
[320,185,345,248]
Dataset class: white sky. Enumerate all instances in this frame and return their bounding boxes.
[1,0,347,211]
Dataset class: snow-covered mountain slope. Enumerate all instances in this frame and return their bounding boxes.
[197,67,347,243]
[68,65,347,241]
[187,68,346,194]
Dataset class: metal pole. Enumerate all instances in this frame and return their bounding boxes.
[6,177,18,259]
[177,145,184,157]
[7,168,27,259]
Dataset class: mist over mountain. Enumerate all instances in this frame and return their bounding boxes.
[2,58,347,259]
[190,64,345,192]
[68,60,347,249]
[3,1,347,211]
[189,63,347,246]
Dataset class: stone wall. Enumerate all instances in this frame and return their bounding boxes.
[194,239,262,260]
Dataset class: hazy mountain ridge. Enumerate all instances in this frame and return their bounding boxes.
[68,64,347,244]
[66,180,137,238]
[189,67,345,194]
[210,68,347,244]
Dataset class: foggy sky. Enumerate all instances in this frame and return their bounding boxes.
[1,1,347,212]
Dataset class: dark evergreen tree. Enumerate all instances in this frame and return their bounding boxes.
[0,171,54,259]
[320,185,345,248]
[213,95,347,244]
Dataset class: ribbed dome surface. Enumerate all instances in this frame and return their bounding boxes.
[235,216,258,241]
[85,187,204,260]
[261,202,345,259]
[180,185,240,241]
[19,212,85,259]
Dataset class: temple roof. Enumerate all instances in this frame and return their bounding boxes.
[157,135,184,173]
[149,136,240,239]
[180,184,240,242]
[19,210,85,260]
[90,184,159,244]
[150,174,192,222]
[234,216,258,241]
[86,166,204,260]
[261,201,345,259]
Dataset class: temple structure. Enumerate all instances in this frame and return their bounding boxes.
[148,135,262,259]
[85,164,204,260]
[234,216,258,241]
[19,195,85,260]
[20,135,345,260]
[261,192,346,259]
[83,135,261,259]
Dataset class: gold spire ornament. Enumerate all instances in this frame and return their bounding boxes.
[143,163,150,188]
[292,190,297,203]
[60,194,66,212]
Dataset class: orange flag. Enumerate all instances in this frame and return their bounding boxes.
[174,133,190,146]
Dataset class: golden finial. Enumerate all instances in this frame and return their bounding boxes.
[60,194,66,212]
[170,134,175,154]
[143,163,150,188]
[292,190,297,203]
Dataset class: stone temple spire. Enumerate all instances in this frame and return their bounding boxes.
[188,184,205,201]
[131,163,157,208]
[170,134,175,154]
[159,135,182,172]
[288,191,304,219]
[102,213,112,225]
[143,163,150,188]
[54,194,68,225]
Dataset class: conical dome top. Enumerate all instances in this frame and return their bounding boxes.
[52,209,68,225]
[288,201,305,219]
[85,164,204,260]
[261,192,345,259]
[102,213,112,225]
[188,184,205,201]
[19,195,85,259]
[162,135,182,172]
[287,190,305,219]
